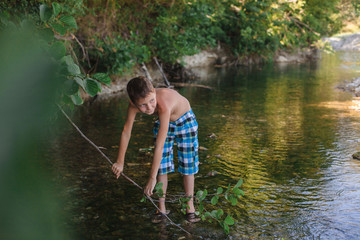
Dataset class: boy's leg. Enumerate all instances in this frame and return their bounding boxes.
[157,174,168,214]
[153,121,175,215]
[183,174,195,213]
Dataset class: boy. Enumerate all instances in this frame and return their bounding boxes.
[112,76,200,223]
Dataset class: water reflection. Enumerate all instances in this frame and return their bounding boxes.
[52,52,360,239]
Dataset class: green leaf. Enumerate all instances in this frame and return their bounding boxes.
[93,73,111,86]
[85,78,101,97]
[49,41,66,60]
[140,196,146,202]
[40,4,52,22]
[68,63,81,75]
[63,79,78,95]
[230,196,238,206]
[198,203,204,213]
[74,76,85,90]
[223,223,230,235]
[155,182,164,197]
[233,187,242,197]
[196,190,203,199]
[50,22,66,35]
[211,195,218,205]
[217,209,224,218]
[217,187,223,194]
[59,15,78,29]
[202,189,208,200]
[224,215,234,225]
[155,182,163,192]
[238,189,245,196]
[63,56,81,75]
[233,187,245,197]
[70,90,83,105]
[225,183,231,194]
[52,2,62,17]
[210,210,217,218]
[234,179,243,189]
[196,189,207,201]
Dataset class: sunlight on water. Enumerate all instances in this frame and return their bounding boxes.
[51,52,360,239]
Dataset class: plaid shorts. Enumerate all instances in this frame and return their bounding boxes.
[153,109,199,175]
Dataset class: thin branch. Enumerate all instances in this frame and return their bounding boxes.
[154,57,171,87]
[55,34,91,68]
[57,104,191,235]
[171,82,213,90]
[71,33,91,68]
[141,62,153,82]
[289,17,320,36]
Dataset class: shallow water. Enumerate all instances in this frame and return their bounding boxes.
[51,52,360,239]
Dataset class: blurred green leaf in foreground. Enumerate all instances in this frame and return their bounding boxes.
[0,23,73,240]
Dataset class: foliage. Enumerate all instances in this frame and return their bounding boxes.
[303,0,342,36]
[0,2,111,107]
[151,1,224,63]
[354,0,360,16]
[92,32,150,74]
[38,3,111,107]
[141,179,244,235]
[190,179,244,234]
[1,0,354,80]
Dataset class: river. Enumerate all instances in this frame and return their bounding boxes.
[50,51,360,239]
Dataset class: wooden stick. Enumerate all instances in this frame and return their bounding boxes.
[153,57,171,87]
[171,82,213,90]
[141,62,153,82]
[71,33,91,68]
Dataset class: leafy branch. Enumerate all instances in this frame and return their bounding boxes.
[38,3,111,107]
[190,179,244,234]
[142,179,244,235]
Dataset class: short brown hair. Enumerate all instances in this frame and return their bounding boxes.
[126,76,154,104]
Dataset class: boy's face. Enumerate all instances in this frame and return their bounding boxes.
[135,91,157,115]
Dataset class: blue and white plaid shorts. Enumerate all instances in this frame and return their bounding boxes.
[153,109,199,175]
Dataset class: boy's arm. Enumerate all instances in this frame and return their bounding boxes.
[144,109,170,196]
[112,103,138,179]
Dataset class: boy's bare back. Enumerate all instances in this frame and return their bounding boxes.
[154,88,191,121]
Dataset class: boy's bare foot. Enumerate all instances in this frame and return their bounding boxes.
[152,210,170,224]
[185,212,201,223]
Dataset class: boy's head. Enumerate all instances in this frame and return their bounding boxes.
[127,76,154,104]
[127,76,156,115]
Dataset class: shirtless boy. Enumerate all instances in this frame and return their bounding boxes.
[112,76,200,223]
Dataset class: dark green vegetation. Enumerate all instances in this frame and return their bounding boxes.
[1,0,356,78]
[146,180,244,234]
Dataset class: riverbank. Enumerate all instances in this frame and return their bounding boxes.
[325,33,360,96]
[95,46,319,100]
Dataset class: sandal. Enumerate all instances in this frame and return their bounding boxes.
[151,210,170,224]
[185,212,201,223]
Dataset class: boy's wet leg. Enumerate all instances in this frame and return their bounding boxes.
[183,174,201,222]
[157,174,168,214]
[183,174,195,213]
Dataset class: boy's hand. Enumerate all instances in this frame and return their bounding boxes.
[112,162,124,179]
[144,177,157,196]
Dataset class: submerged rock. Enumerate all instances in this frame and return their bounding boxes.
[352,152,360,160]
[337,77,360,96]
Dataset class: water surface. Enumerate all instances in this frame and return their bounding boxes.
[51,52,360,239]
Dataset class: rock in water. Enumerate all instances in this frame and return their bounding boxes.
[352,152,360,160]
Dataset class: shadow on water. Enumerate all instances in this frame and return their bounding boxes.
[50,52,360,239]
